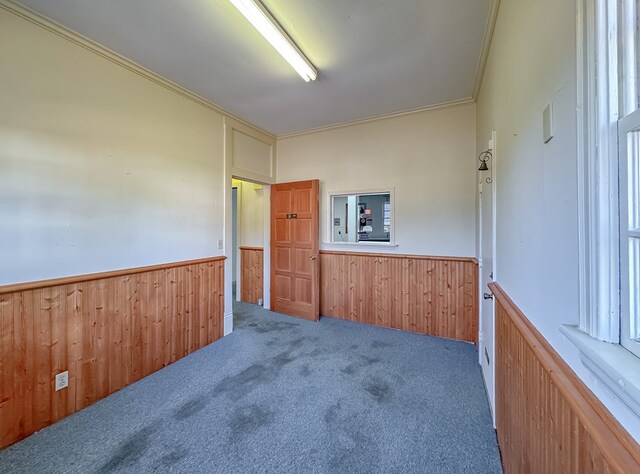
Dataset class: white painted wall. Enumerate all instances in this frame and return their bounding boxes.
[0,9,225,285]
[476,0,640,441]
[233,131,273,182]
[277,104,477,257]
[238,182,264,247]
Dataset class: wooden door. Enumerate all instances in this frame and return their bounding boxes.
[271,180,320,321]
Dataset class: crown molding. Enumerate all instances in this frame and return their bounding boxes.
[472,0,501,100]
[0,0,276,139]
[3,0,497,140]
[277,97,475,140]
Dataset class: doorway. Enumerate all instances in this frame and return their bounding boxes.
[479,130,497,424]
[232,178,268,314]
[232,186,238,298]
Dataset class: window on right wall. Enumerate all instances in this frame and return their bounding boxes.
[564,0,640,420]
[620,81,640,357]
[576,0,640,356]
[617,1,640,359]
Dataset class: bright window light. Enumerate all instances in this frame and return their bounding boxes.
[228,0,317,82]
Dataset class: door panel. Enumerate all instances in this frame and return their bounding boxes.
[295,248,312,275]
[274,275,291,300]
[296,279,312,304]
[274,188,293,215]
[294,219,312,244]
[275,219,292,243]
[294,187,313,213]
[274,248,291,272]
[271,180,320,321]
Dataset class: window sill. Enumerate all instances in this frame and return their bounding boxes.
[323,242,399,248]
[560,325,640,417]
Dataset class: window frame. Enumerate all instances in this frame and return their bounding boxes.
[576,0,621,343]
[325,188,396,246]
[618,0,640,357]
[619,108,640,358]
[570,0,640,416]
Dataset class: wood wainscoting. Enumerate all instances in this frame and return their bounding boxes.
[0,257,224,449]
[491,283,640,473]
[320,251,478,343]
[240,246,263,304]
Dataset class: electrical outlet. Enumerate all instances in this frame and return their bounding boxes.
[217,239,223,249]
[55,371,69,391]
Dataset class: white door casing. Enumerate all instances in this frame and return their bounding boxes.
[479,131,497,425]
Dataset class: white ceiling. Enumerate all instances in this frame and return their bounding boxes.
[16,0,492,136]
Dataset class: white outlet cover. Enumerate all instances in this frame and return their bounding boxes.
[55,371,69,391]
[217,239,223,249]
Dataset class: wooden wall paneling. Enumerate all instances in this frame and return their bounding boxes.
[491,282,640,473]
[240,247,264,305]
[23,289,36,434]
[130,274,144,386]
[0,257,225,449]
[0,292,14,446]
[319,251,478,343]
[170,268,181,365]
[50,285,69,421]
[108,278,122,396]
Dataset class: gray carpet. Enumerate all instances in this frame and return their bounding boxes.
[0,301,502,473]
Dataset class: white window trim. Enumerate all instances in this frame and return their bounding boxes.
[570,0,640,417]
[576,0,620,342]
[619,108,640,357]
[325,187,396,246]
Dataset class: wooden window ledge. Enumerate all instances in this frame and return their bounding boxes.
[323,242,399,248]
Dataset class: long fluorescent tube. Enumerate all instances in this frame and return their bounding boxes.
[228,0,317,82]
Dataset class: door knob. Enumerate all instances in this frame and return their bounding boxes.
[310,255,318,260]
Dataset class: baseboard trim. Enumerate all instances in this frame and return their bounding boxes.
[224,311,234,336]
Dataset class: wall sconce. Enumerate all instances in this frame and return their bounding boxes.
[478,150,492,171]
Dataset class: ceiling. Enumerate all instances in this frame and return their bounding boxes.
[16,0,493,136]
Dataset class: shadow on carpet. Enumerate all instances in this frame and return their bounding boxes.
[0,301,502,473]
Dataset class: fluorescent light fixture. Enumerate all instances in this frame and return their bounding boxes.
[228,0,317,82]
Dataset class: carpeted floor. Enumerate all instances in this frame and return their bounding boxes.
[0,300,502,473]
